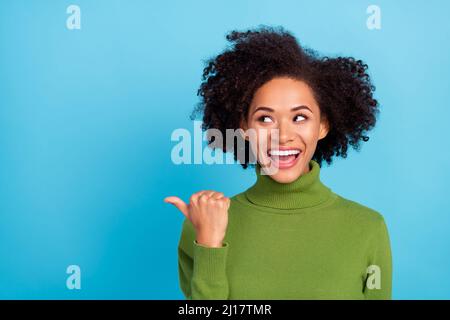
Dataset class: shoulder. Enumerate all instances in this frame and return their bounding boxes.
[333,193,388,233]
[335,193,384,220]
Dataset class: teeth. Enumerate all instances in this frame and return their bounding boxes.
[269,149,301,156]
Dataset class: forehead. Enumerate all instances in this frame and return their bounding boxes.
[250,77,318,112]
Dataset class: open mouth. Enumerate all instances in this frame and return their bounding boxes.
[267,148,301,169]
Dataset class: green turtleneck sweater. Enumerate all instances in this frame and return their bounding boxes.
[177,160,392,299]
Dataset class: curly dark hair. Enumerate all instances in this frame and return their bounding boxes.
[190,25,379,169]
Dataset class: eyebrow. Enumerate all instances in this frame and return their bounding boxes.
[252,105,312,115]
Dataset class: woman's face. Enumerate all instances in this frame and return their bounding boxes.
[241,77,329,183]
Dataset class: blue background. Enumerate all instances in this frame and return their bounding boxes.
[1,0,449,299]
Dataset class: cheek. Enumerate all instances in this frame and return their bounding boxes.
[252,128,270,151]
[299,126,318,143]
[300,124,323,152]
[285,122,319,144]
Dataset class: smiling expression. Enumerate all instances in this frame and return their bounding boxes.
[241,76,330,183]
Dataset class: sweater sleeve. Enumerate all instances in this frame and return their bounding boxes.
[177,219,230,300]
[363,216,393,300]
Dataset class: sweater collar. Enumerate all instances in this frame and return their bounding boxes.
[244,160,332,210]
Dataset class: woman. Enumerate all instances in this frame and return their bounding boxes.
[165,25,392,300]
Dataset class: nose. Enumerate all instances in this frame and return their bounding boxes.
[277,119,295,144]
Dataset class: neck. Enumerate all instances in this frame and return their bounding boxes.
[244,160,332,210]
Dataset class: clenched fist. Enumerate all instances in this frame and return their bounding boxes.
[164,190,230,248]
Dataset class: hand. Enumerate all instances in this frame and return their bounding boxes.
[164,190,230,248]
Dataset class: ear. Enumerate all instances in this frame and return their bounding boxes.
[318,117,330,140]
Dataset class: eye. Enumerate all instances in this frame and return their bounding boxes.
[258,115,273,123]
[294,114,307,122]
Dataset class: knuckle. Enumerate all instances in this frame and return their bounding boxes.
[207,197,215,204]
[218,199,227,208]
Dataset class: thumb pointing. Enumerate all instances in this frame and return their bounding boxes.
[164,196,189,219]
